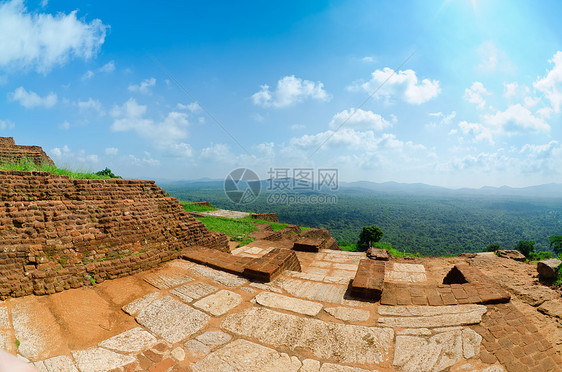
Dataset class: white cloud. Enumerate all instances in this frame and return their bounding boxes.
[128,77,156,94]
[177,102,201,113]
[455,104,549,144]
[49,145,99,166]
[128,152,160,167]
[9,86,57,108]
[290,124,305,130]
[252,75,331,108]
[0,119,15,130]
[458,121,494,144]
[59,121,70,130]
[77,98,104,115]
[524,96,540,108]
[483,104,550,133]
[352,67,440,104]
[105,147,118,156]
[81,70,94,80]
[200,143,233,162]
[99,60,115,73]
[426,111,456,129]
[111,98,192,158]
[476,41,513,73]
[361,56,375,63]
[0,0,107,73]
[329,108,391,131]
[534,51,562,113]
[463,82,491,110]
[503,82,518,98]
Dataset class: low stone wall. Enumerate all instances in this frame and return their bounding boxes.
[0,137,54,166]
[0,171,228,298]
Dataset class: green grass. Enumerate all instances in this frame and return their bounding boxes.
[338,240,423,257]
[196,215,258,247]
[0,159,116,179]
[251,218,288,231]
[179,201,217,213]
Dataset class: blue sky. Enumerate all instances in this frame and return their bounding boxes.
[1,0,562,188]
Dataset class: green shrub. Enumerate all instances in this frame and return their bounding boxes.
[515,240,535,258]
[486,244,500,252]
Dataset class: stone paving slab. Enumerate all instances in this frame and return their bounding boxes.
[71,347,136,372]
[324,306,370,322]
[189,264,248,287]
[121,292,162,316]
[143,271,194,289]
[195,331,232,348]
[378,305,486,328]
[254,292,323,316]
[221,307,394,365]
[193,289,242,316]
[192,339,301,371]
[98,327,157,353]
[136,296,209,343]
[34,355,78,372]
[170,281,217,303]
[12,299,68,360]
[274,277,348,304]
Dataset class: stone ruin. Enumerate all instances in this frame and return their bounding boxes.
[0,138,229,298]
[0,137,54,166]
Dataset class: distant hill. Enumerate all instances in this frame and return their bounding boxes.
[341,181,562,199]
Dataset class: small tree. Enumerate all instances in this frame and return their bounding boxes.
[486,244,500,252]
[548,235,562,256]
[357,226,383,251]
[515,240,535,258]
[95,168,121,179]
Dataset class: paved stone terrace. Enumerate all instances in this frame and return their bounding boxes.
[0,249,559,371]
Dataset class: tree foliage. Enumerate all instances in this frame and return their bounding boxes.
[548,235,562,255]
[357,226,383,251]
[515,240,535,258]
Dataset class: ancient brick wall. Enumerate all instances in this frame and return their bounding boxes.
[0,171,228,298]
[0,137,55,166]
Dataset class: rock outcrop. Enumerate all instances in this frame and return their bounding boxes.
[537,258,561,280]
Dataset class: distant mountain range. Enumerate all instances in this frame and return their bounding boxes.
[158,178,562,199]
[341,181,562,198]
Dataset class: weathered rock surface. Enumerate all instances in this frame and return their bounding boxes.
[537,258,562,279]
[135,296,209,343]
[254,292,323,316]
[221,307,394,365]
[193,289,242,316]
[496,249,526,261]
[192,339,301,372]
[538,299,562,319]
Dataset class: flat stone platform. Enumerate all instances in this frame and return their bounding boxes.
[0,249,559,371]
